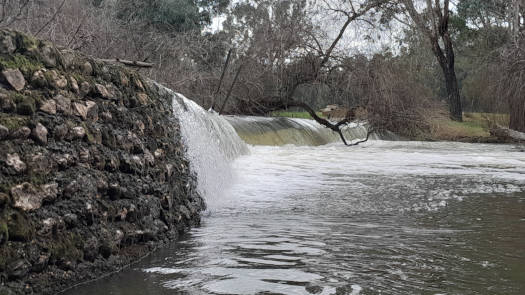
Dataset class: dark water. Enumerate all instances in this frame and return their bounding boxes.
[66,141,525,294]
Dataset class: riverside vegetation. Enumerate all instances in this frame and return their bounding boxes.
[0,30,204,294]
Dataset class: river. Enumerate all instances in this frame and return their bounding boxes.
[65,90,525,295]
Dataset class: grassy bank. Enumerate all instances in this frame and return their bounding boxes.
[430,112,509,142]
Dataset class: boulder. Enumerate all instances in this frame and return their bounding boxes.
[10,182,58,211]
[31,123,48,145]
[48,70,68,89]
[81,61,93,76]
[2,68,26,91]
[39,99,57,115]
[95,83,112,99]
[6,153,26,173]
[55,94,72,114]
[11,183,43,211]
[11,126,31,139]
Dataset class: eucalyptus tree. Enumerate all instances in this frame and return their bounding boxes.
[399,0,463,121]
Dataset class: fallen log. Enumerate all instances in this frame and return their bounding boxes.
[490,126,525,142]
[99,58,154,68]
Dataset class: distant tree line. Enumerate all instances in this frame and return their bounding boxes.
[1,0,524,134]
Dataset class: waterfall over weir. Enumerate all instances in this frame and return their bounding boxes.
[163,84,373,201]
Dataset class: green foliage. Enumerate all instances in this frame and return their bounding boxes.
[116,0,230,32]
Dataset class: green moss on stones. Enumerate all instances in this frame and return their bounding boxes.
[7,211,34,242]
[0,112,29,130]
[0,53,43,74]
[14,33,39,52]
[49,233,83,262]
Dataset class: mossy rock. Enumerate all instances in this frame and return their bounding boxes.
[0,113,29,130]
[14,33,39,53]
[15,97,35,115]
[48,233,83,263]
[7,211,34,242]
[0,53,43,76]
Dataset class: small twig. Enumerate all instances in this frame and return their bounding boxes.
[35,0,66,36]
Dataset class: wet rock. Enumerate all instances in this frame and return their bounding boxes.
[305,285,323,294]
[0,34,15,54]
[7,259,30,279]
[6,153,26,173]
[71,126,86,140]
[55,94,72,115]
[2,68,25,91]
[31,122,48,145]
[11,126,31,139]
[39,99,57,114]
[0,124,8,139]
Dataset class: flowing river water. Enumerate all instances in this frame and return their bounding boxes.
[67,91,525,295]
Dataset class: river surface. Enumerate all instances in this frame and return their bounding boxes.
[68,140,525,295]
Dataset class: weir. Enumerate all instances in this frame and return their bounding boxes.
[165,86,376,200]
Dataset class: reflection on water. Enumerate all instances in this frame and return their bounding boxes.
[66,141,525,295]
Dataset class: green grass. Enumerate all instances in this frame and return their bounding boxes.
[270,111,324,119]
[431,112,510,140]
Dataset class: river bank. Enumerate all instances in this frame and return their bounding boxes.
[0,30,204,294]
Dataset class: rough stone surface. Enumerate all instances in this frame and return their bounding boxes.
[2,69,26,91]
[39,99,57,115]
[0,30,204,295]
[10,183,43,211]
[6,153,26,173]
[31,123,48,145]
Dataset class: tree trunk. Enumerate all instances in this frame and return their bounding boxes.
[509,95,525,132]
[443,68,463,121]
